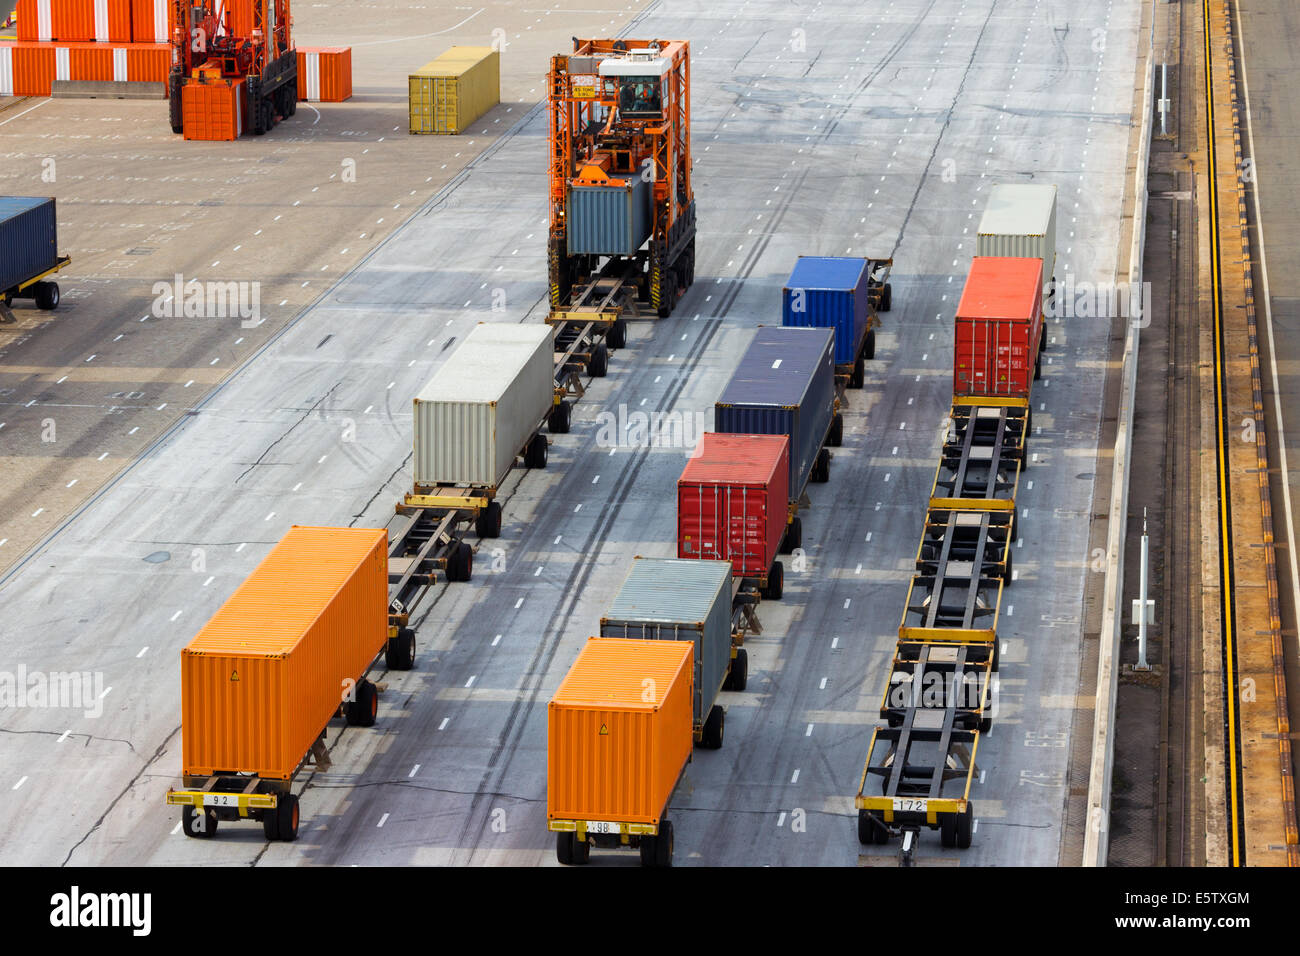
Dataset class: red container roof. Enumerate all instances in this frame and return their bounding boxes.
[679,432,789,485]
[956,256,1043,321]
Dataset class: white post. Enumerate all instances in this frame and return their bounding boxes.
[1136,508,1152,670]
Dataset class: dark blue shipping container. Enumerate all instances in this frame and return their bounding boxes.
[715,326,835,500]
[0,197,58,297]
[782,256,871,366]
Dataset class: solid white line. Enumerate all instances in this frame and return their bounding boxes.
[236,543,246,552]
[136,646,149,658]
[1235,0,1300,651]
[170,610,182,622]
[57,730,70,743]
[12,776,27,790]
[0,99,48,127]
[98,687,111,700]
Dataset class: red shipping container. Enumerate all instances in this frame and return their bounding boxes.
[953,256,1044,400]
[183,77,247,140]
[129,0,171,43]
[678,432,790,578]
[296,46,352,102]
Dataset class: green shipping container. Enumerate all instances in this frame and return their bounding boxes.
[409,46,500,135]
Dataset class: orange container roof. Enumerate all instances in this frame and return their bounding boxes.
[185,526,386,659]
[955,256,1043,321]
[552,638,693,711]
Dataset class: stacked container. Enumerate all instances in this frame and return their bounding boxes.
[976,184,1058,302]
[181,78,248,141]
[17,0,132,42]
[180,527,388,781]
[408,46,500,134]
[953,256,1044,400]
[412,323,554,489]
[296,46,352,102]
[715,326,836,503]
[782,256,875,371]
[678,432,789,599]
[601,557,737,748]
[129,0,170,43]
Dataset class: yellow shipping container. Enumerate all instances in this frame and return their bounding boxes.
[409,46,500,134]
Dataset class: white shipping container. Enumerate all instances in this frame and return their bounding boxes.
[976,184,1057,294]
[413,323,554,488]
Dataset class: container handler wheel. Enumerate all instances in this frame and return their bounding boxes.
[168,70,184,134]
[588,343,609,378]
[849,352,866,389]
[475,502,502,539]
[34,282,59,310]
[811,448,831,483]
[525,433,549,469]
[656,271,677,319]
[880,282,892,313]
[724,648,748,692]
[386,627,416,670]
[762,561,784,601]
[607,319,627,350]
[701,704,725,750]
[346,679,378,727]
[556,831,574,865]
[182,804,219,839]
[549,400,572,434]
[828,413,844,447]
[276,792,300,842]
[779,516,802,554]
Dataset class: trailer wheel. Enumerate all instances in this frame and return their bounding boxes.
[571,835,591,865]
[991,638,1001,673]
[856,810,876,845]
[655,820,674,867]
[956,806,973,849]
[525,433,549,469]
[2,290,11,307]
[386,627,416,670]
[940,812,957,848]
[880,282,892,313]
[811,448,831,483]
[728,648,748,691]
[864,327,876,361]
[475,502,502,539]
[346,679,378,727]
[638,833,656,867]
[556,832,574,865]
[828,413,844,447]
[849,352,866,389]
[1034,353,1042,381]
[607,319,627,350]
[34,282,59,310]
[1002,547,1014,584]
[588,343,609,378]
[276,792,301,842]
[446,541,473,582]
[979,715,992,733]
[779,516,801,554]
[182,804,218,839]
[548,400,571,434]
[762,561,783,601]
[262,806,280,841]
[701,704,725,750]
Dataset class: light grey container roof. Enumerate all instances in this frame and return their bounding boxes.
[415,323,553,405]
[978,184,1057,236]
[604,557,732,625]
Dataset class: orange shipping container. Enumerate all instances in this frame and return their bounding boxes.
[20,0,133,41]
[548,638,694,827]
[180,527,388,781]
[67,42,113,81]
[2,42,55,96]
[296,46,352,102]
[182,76,248,140]
[129,0,171,43]
[126,41,168,86]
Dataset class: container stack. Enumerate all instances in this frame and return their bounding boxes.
[408,46,500,134]
[1,0,172,96]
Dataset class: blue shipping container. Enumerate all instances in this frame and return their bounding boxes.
[566,176,651,256]
[715,326,835,499]
[782,256,871,366]
[0,197,58,297]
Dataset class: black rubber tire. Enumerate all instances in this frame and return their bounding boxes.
[1034,354,1042,381]
[849,353,866,389]
[556,831,574,865]
[571,834,590,865]
[1002,547,1014,584]
[607,319,627,350]
[864,327,876,361]
[940,813,958,849]
[276,792,300,842]
[701,704,725,750]
[168,70,185,134]
[182,804,218,839]
[346,679,378,727]
[33,282,59,310]
[979,715,993,733]
[639,834,656,867]
[991,638,1001,673]
[2,290,11,307]
[262,805,280,841]
[657,271,676,319]
[549,400,571,434]
[780,516,802,554]
[588,343,609,378]
[762,561,784,601]
[287,78,298,116]
[475,501,502,539]
[446,541,473,582]
[385,627,416,670]
[881,282,892,313]
[956,806,973,849]
[828,413,844,447]
[866,810,889,844]
[655,819,674,867]
[811,448,831,483]
[525,433,548,469]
